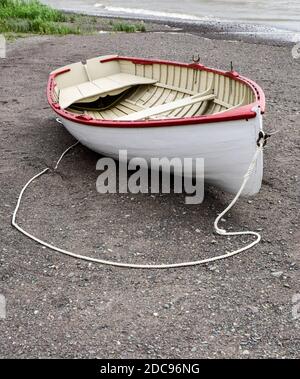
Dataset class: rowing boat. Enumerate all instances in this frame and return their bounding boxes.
[47,55,265,195]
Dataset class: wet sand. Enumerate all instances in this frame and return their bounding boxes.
[0,32,299,358]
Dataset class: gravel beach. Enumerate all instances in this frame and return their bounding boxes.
[0,31,299,358]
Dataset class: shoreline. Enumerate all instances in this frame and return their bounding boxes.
[59,9,298,47]
[2,1,297,47]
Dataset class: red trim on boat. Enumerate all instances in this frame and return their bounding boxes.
[53,68,71,78]
[47,56,265,128]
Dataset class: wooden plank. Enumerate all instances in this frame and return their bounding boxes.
[112,107,127,117]
[160,65,167,84]
[113,104,133,115]
[186,68,194,91]
[123,99,147,110]
[138,86,157,104]
[143,86,164,107]
[167,93,188,117]
[165,85,214,116]
[117,92,216,121]
[120,100,145,112]
[214,98,233,109]
[173,66,181,87]
[167,65,175,87]
[101,109,117,119]
[128,85,149,102]
[154,82,197,96]
[144,64,153,79]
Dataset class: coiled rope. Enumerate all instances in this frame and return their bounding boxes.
[11,131,267,269]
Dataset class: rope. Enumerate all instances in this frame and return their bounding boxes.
[11,132,265,269]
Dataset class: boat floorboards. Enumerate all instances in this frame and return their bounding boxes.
[62,60,255,121]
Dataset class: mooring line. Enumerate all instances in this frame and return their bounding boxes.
[12,131,267,269]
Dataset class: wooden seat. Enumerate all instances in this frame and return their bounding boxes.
[117,91,216,121]
[59,73,157,109]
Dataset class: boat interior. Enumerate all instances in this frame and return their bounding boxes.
[52,55,256,121]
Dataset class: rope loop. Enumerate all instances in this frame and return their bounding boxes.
[11,128,268,269]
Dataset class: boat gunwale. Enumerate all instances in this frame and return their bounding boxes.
[47,55,265,128]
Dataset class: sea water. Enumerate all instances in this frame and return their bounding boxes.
[42,0,300,41]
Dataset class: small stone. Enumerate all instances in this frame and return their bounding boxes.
[242,350,250,355]
[247,305,259,313]
[195,229,201,233]
[191,347,197,352]
[153,312,159,317]
[271,271,283,278]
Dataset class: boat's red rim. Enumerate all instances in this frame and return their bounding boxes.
[47,56,265,128]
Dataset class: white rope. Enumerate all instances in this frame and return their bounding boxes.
[11,135,265,269]
[54,141,80,170]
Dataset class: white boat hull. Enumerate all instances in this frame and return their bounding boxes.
[59,110,263,196]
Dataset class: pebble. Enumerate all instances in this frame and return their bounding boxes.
[247,305,259,313]
[271,271,284,278]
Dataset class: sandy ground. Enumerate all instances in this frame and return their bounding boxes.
[0,32,299,358]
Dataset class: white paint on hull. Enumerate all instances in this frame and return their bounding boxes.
[60,112,263,196]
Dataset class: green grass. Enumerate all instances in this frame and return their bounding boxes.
[111,21,146,33]
[0,0,66,21]
[0,0,81,35]
[0,1,147,36]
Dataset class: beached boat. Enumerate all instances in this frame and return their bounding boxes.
[47,55,265,195]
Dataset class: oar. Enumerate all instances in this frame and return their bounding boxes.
[117,92,216,121]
